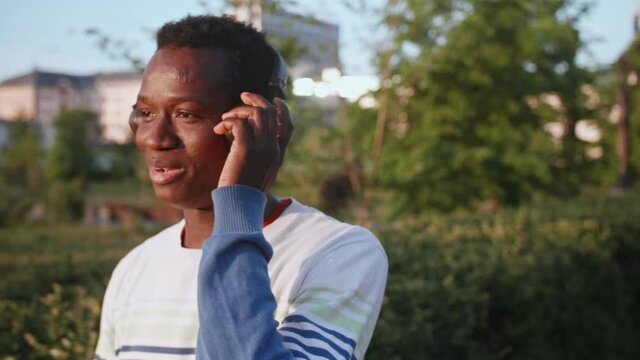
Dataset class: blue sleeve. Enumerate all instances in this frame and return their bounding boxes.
[196,185,293,360]
[197,185,386,360]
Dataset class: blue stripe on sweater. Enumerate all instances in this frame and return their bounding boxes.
[280,326,352,359]
[114,345,195,355]
[282,335,337,359]
[290,349,312,359]
[282,314,357,348]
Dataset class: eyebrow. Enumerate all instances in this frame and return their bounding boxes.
[136,95,210,107]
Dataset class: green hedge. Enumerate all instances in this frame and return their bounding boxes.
[1,194,639,359]
[0,285,100,360]
[0,225,153,360]
[367,194,640,359]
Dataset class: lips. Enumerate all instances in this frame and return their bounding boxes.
[148,166,186,185]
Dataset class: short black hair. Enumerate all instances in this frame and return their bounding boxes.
[156,15,274,102]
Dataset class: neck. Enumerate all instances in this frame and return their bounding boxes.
[182,192,281,249]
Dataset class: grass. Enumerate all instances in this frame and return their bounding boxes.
[0,224,162,301]
[85,180,158,207]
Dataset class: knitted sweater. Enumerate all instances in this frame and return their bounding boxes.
[95,185,387,359]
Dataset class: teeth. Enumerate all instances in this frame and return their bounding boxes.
[154,167,182,173]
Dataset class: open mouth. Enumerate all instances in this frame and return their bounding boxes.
[149,167,186,185]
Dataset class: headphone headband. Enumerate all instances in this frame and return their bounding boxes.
[267,46,288,100]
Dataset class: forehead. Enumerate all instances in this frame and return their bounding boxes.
[141,47,234,96]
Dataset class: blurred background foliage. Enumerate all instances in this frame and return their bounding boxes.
[1,195,639,359]
[1,0,640,358]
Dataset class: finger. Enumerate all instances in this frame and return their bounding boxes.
[223,107,277,140]
[265,106,278,140]
[221,105,261,120]
[273,97,293,136]
[240,91,273,108]
[240,92,278,139]
[246,105,275,141]
[213,118,253,144]
[273,97,293,155]
[222,105,267,137]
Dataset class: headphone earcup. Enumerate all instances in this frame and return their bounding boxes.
[267,46,288,100]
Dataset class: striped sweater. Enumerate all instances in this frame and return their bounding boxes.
[95,185,388,359]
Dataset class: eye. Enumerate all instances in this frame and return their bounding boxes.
[175,110,200,121]
[132,107,155,122]
[176,111,191,118]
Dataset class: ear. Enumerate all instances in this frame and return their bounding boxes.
[129,110,139,133]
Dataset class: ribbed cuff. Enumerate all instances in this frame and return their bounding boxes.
[212,185,266,235]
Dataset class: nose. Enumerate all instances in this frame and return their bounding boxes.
[136,113,181,150]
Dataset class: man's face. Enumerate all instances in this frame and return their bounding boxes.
[134,47,234,210]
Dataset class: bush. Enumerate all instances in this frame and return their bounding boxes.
[0,225,155,358]
[0,284,101,360]
[1,194,639,359]
[367,193,640,360]
[0,224,154,300]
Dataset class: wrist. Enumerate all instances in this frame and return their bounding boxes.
[212,185,266,235]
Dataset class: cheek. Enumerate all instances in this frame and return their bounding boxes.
[134,133,143,152]
[189,135,229,178]
[133,127,150,153]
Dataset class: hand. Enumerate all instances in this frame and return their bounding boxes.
[214,92,293,192]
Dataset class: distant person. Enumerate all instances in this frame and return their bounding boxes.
[94,14,387,360]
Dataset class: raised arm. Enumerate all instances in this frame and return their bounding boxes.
[196,185,387,359]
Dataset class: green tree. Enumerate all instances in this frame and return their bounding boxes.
[588,67,620,187]
[1,119,44,188]
[618,36,640,188]
[47,110,97,221]
[0,119,45,225]
[360,0,596,214]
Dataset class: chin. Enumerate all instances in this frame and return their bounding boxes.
[153,184,214,210]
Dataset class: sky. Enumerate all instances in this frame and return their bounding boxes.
[0,0,637,81]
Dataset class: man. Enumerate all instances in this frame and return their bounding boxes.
[95,14,387,360]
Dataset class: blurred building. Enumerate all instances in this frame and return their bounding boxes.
[235,2,340,79]
[0,6,370,145]
[263,11,340,80]
[0,70,141,146]
[0,71,98,147]
[235,3,348,124]
[94,72,142,143]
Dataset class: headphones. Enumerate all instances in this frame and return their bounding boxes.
[267,46,288,101]
[129,46,288,132]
